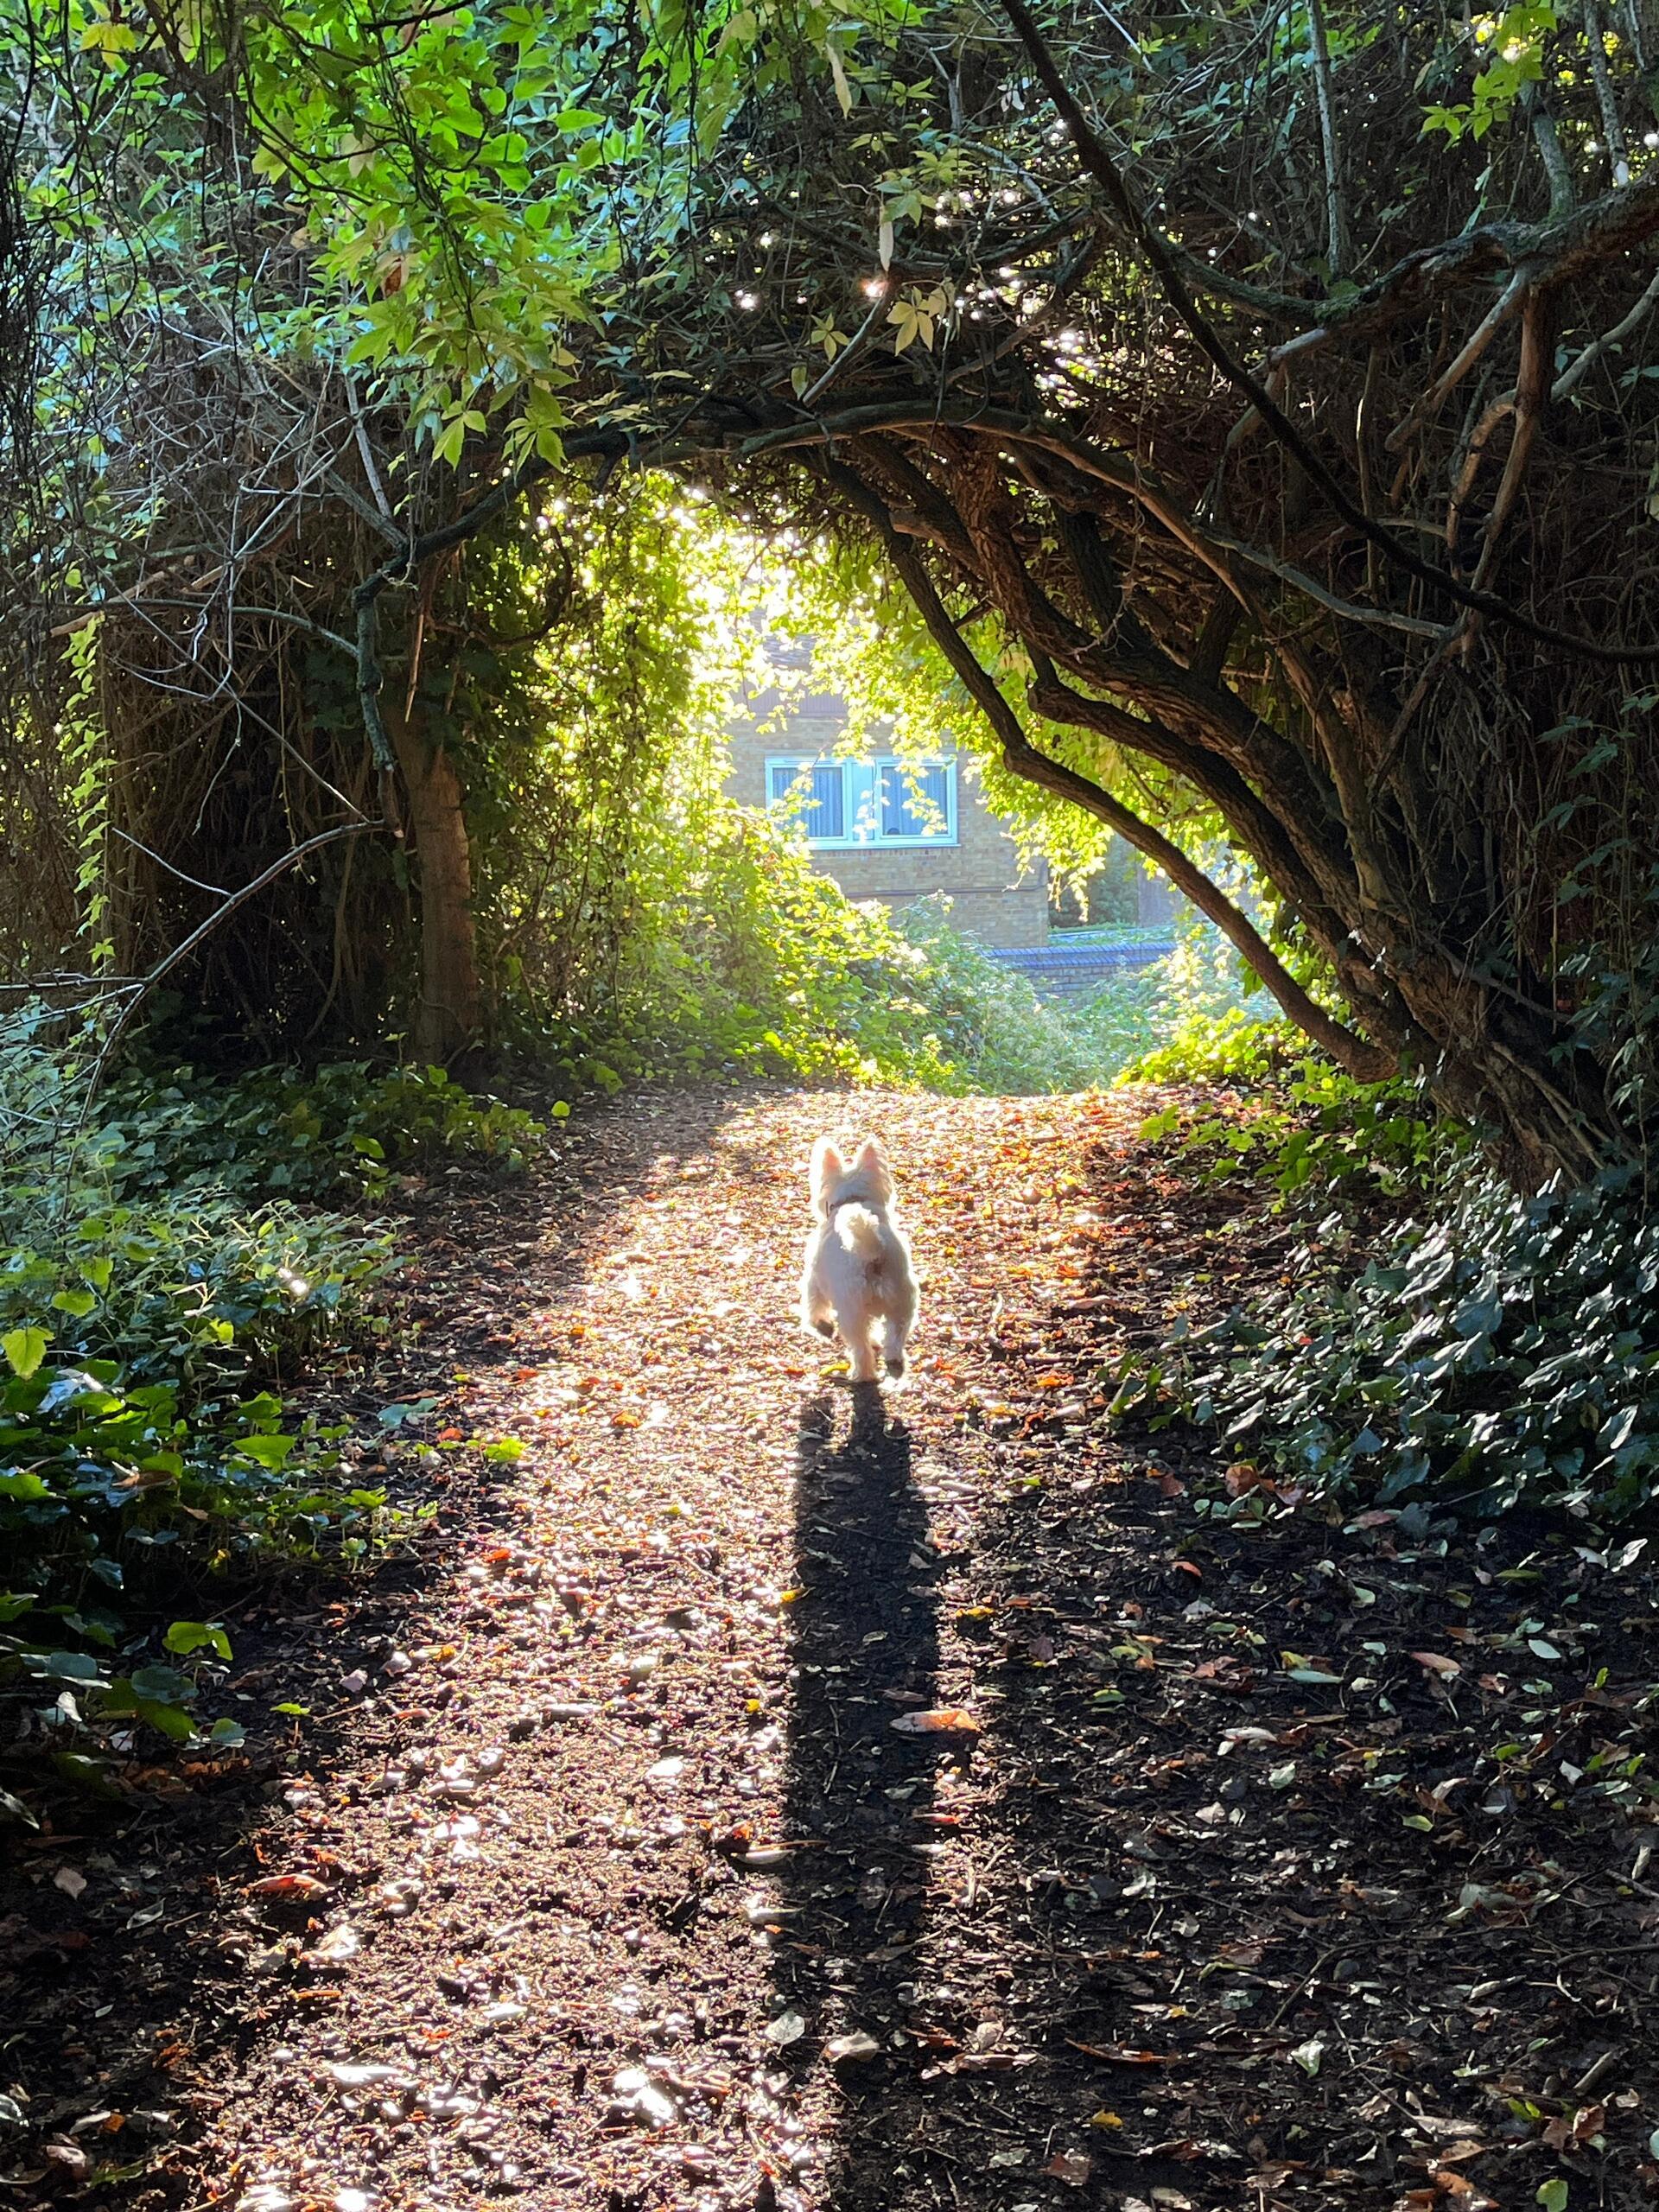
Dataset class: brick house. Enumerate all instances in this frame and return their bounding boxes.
[726,649,1050,950]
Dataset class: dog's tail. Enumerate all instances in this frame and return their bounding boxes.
[836,1204,886,1264]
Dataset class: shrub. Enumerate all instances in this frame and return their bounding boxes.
[0,1018,544,1788]
[1126,1009,1457,1205]
[886,899,1146,1094]
[1115,1167,1659,1524]
[505,810,1149,1096]
[93,1058,547,1203]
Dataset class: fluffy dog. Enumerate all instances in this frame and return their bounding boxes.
[798,1135,918,1383]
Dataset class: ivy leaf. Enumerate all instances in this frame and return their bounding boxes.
[164,1620,233,1661]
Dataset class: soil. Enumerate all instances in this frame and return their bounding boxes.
[3,1086,1657,2212]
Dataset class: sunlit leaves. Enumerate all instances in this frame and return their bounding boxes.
[2,1327,48,1380]
[888,283,949,353]
[1421,3,1558,141]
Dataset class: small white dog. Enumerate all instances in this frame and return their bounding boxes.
[798,1135,918,1383]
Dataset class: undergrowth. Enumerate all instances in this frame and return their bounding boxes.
[511,805,1240,1098]
[0,1019,544,1801]
[1116,1170,1659,1527]
[1128,1008,1459,1203]
[1116,1011,1659,1524]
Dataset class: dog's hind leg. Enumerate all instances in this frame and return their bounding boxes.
[879,1313,909,1381]
[800,1275,837,1341]
[844,1324,880,1383]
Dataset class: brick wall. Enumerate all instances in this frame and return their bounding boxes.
[726,696,1050,950]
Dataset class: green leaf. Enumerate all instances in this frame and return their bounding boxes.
[1537,2182,1568,2212]
[3,1328,48,1380]
[164,1620,233,1661]
[129,1662,194,1704]
[50,1289,98,1319]
[52,1751,122,1797]
[236,1432,297,1471]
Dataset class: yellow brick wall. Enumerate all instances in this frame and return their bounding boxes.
[726,705,1050,950]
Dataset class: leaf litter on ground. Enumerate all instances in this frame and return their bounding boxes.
[2,1088,1656,2210]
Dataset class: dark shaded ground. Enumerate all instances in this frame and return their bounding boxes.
[3,1086,1656,2212]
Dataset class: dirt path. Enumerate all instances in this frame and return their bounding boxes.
[9,1086,1659,2212]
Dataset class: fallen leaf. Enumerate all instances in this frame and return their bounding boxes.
[890,1708,981,1737]
[824,2031,881,2063]
[1045,2151,1092,2185]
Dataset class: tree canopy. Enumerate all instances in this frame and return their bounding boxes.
[5,0,1659,1173]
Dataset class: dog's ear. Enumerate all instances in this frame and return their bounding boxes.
[810,1136,845,1208]
[854,1138,893,1199]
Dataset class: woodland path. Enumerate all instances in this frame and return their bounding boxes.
[10,1088,1659,2212]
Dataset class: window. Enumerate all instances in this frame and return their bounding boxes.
[767,758,845,838]
[765,754,957,849]
[880,760,952,841]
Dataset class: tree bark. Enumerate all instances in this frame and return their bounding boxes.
[390,705,482,1061]
[874,517,1395,1081]
[810,439,1631,1185]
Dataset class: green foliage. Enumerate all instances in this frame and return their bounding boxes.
[1120,1169,1659,1524]
[1125,1007,1301,1090]
[528,803,1250,1098]
[0,1016,546,1790]
[887,902,1147,1095]
[97,1058,546,1204]
[575,808,963,1090]
[1421,4,1558,143]
[1129,1012,1457,1204]
[0,1355,383,1762]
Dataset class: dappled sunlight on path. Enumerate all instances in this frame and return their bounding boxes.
[24,1086,1658,2212]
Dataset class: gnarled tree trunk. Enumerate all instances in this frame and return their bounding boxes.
[390,704,482,1062]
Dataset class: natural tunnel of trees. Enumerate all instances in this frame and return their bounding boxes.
[4,0,1659,1181]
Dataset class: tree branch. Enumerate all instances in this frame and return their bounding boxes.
[845,473,1395,1081]
[994,0,1659,668]
[1307,0,1347,279]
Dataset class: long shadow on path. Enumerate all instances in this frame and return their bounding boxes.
[773,1382,957,2205]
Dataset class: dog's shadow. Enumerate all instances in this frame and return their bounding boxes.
[770,1385,946,2146]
